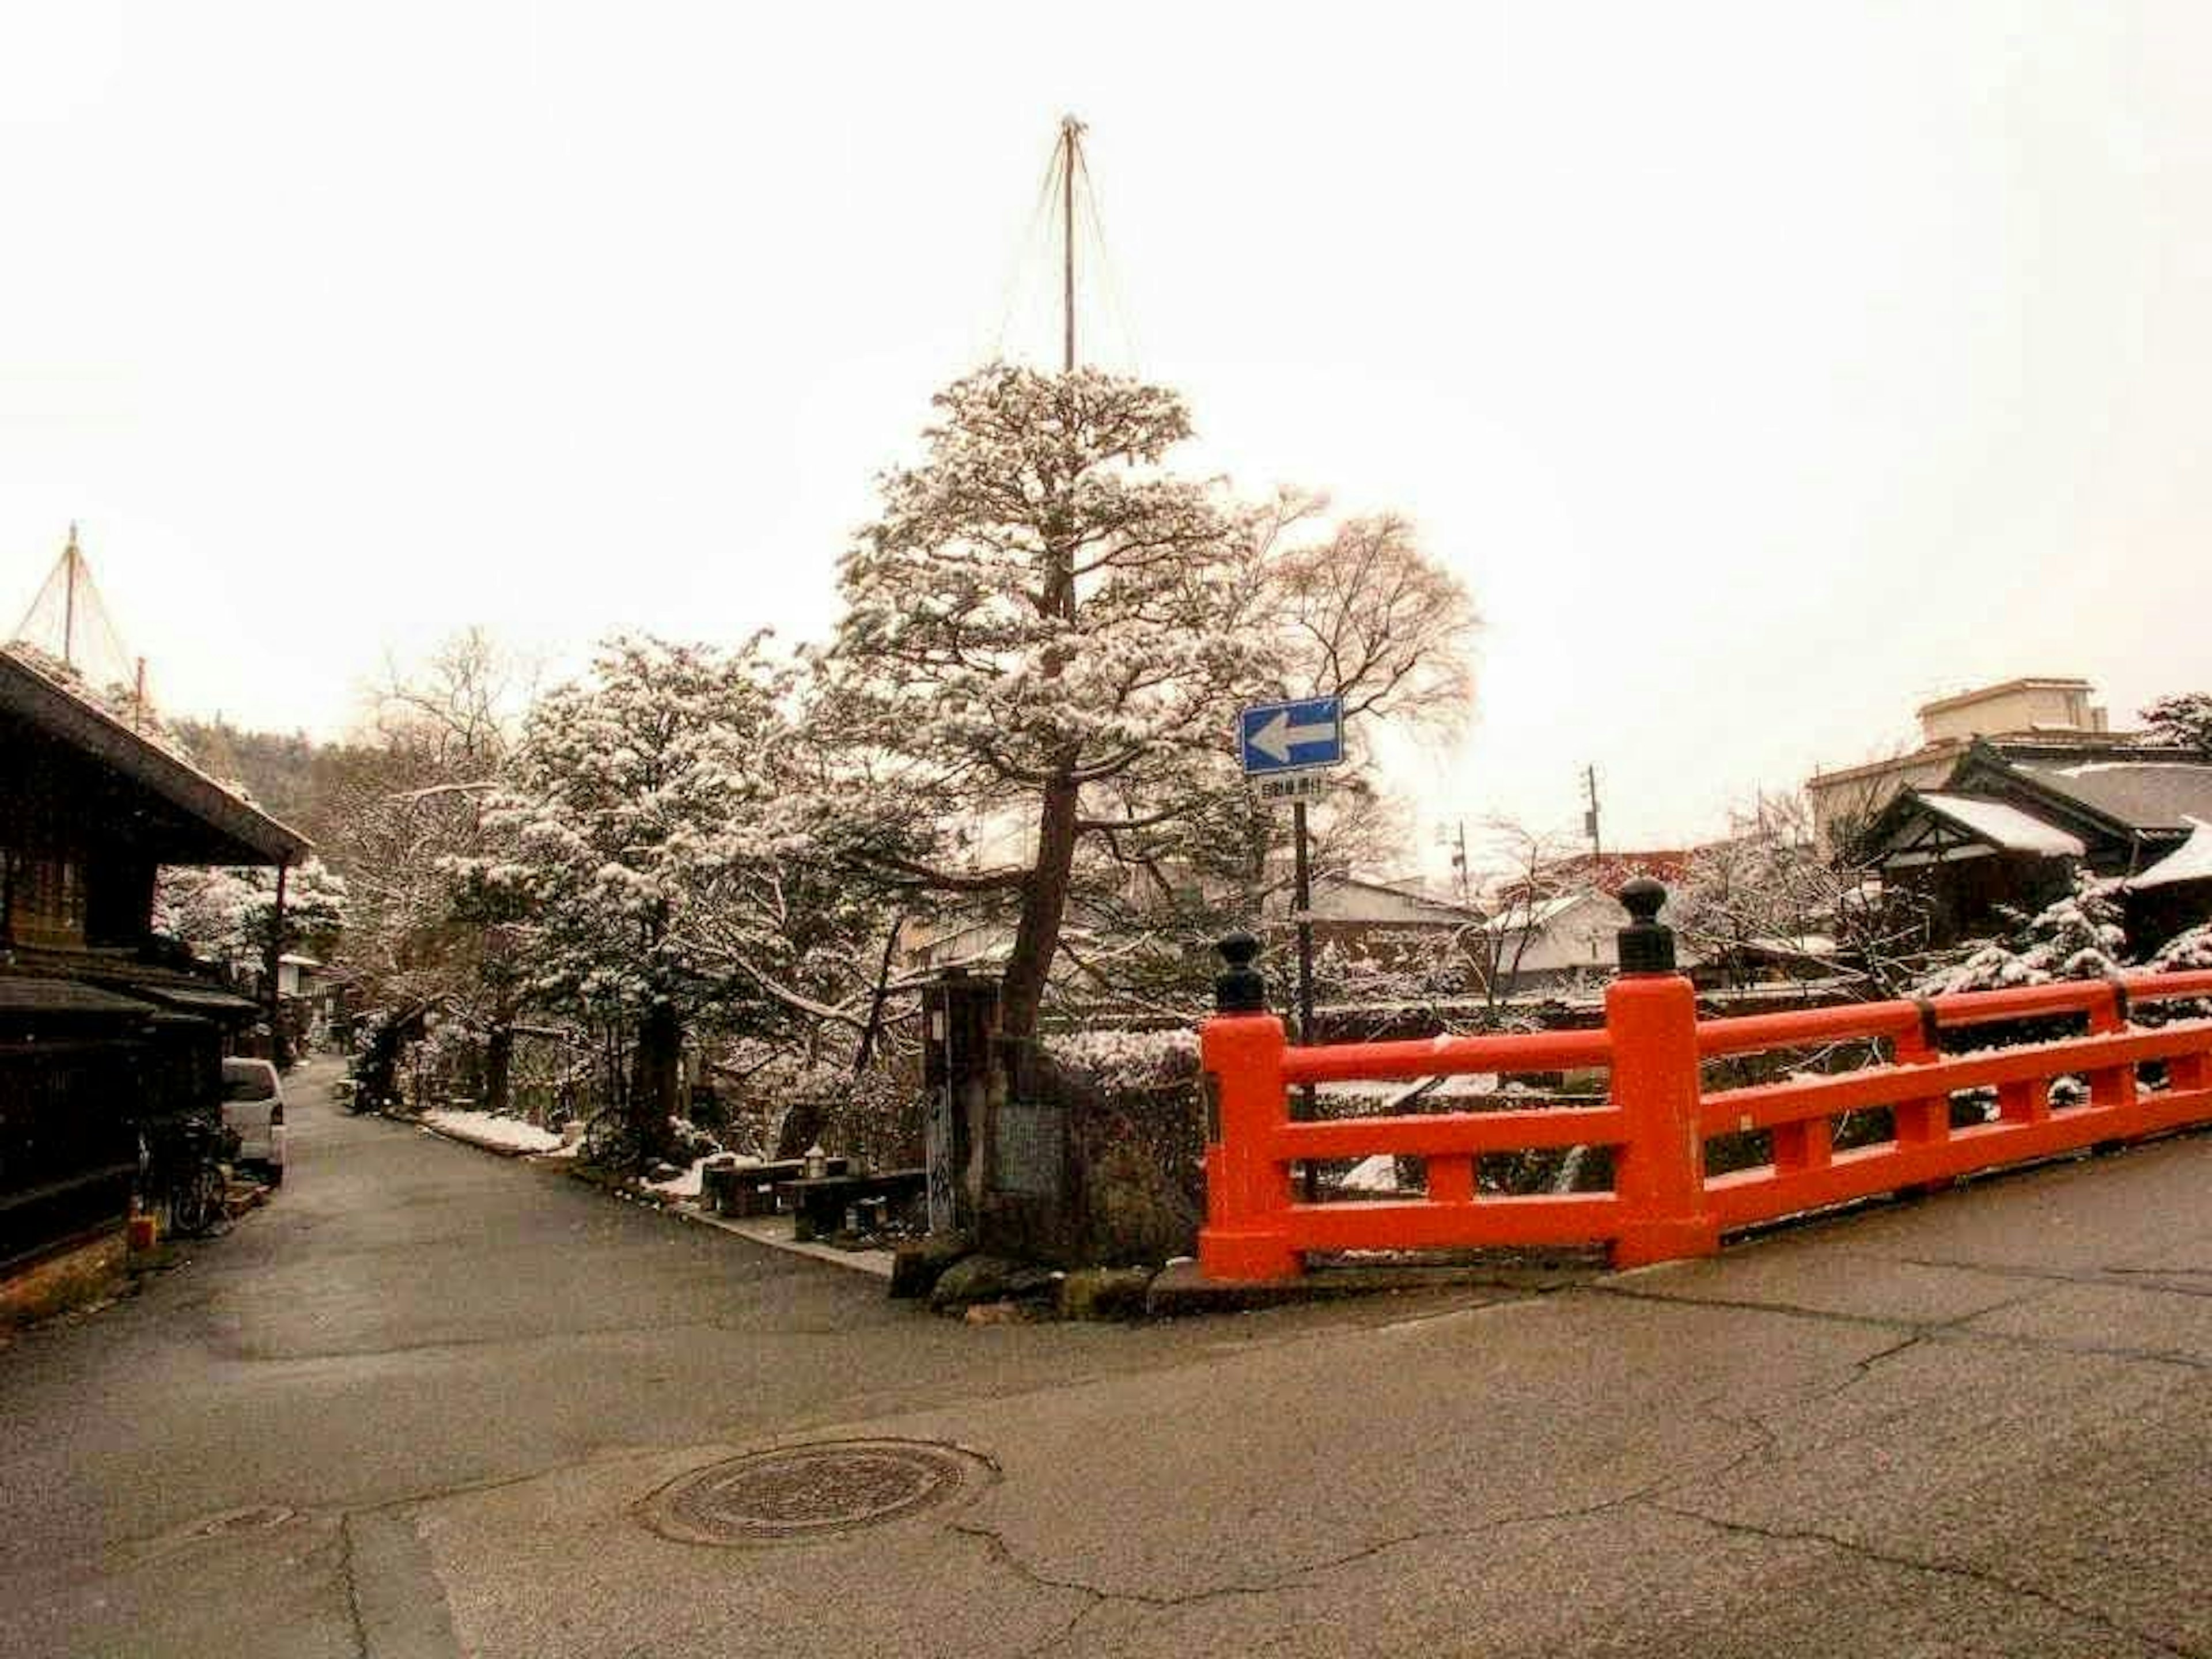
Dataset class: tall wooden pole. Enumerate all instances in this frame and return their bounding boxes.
[1060,115,1080,373]
[62,527,78,669]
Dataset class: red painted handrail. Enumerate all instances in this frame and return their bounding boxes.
[1281,1028,1611,1085]
[1198,966,2212,1283]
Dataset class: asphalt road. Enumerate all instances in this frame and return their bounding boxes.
[3,1058,2208,1657]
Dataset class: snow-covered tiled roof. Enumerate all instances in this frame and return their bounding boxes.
[2011,753,2212,832]
[1916,793,2086,857]
[1482,892,1591,933]
[2130,818,2212,890]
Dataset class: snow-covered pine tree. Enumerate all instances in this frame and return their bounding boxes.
[464,637,797,1167]
[2140,691,2212,752]
[820,369,1479,1037]
[821,365,1271,1039]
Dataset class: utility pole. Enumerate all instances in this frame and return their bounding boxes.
[266,859,291,1071]
[1585,766,1603,868]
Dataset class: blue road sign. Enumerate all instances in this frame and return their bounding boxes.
[1238,696,1344,775]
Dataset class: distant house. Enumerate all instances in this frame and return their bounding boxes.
[1807,676,2116,849]
[1868,736,2212,942]
[1482,885,1705,996]
[1,645,310,1287]
[898,870,1483,1002]
[1261,872,1478,938]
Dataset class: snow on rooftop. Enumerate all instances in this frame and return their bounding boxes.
[1747,934,1838,957]
[2048,760,2210,778]
[1917,793,2086,857]
[2130,818,2212,890]
[1483,892,1590,932]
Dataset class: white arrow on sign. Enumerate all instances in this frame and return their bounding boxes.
[1248,708,1338,764]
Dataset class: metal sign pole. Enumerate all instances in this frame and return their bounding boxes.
[1294,800,1319,1199]
[1293,801,1315,1051]
[1236,694,1344,1205]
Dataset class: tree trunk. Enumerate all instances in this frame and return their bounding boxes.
[626,999,683,1172]
[850,910,904,1078]
[483,1020,514,1118]
[999,764,1081,1040]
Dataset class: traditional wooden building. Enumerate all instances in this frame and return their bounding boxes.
[1868,737,2212,943]
[1,646,309,1289]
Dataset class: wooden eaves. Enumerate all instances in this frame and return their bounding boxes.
[0,648,312,867]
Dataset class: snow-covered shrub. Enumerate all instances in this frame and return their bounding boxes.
[2138,922,2212,1026]
[1921,874,2127,996]
[1044,1028,1198,1094]
[2149,921,2212,973]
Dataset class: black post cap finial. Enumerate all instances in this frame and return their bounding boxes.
[1615,878,1677,975]
[1619,877,1665,923]
[1215,933,1268,1014]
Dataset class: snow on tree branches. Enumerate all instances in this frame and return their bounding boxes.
[2140,691,2212,753]
[820,363,1477,1037]
[154,859,347,974]
[455,635,908,1168]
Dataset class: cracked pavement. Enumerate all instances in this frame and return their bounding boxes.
[3,1061,2209,1656]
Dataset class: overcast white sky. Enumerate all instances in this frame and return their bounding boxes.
[5,3,2209,866]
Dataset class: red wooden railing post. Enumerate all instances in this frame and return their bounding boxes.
[1198,935,1299,1282]
[1891,1009,1950,1154]
[1607,881,1720,1269]
[2088,979,2138,1115]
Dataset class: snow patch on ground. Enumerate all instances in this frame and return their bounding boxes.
[421,1109,566,1156]
[647,1158,710,1199]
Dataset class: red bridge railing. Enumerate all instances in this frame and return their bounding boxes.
[1198,882,2212,1282]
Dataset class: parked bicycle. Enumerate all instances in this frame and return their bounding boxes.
[138,1112,238,1238]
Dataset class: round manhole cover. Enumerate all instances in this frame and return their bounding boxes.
[642,1440,993,1546]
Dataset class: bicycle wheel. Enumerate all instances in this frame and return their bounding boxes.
[172,1164,225,1236]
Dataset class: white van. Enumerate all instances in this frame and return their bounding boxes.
[219,1058,286,1185]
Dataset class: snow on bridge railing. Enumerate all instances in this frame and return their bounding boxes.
[1197,889,2212,1283]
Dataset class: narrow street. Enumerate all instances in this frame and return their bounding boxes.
[4,1062,2209,1657]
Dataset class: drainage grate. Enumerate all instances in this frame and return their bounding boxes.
[641,1440,993,1546]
